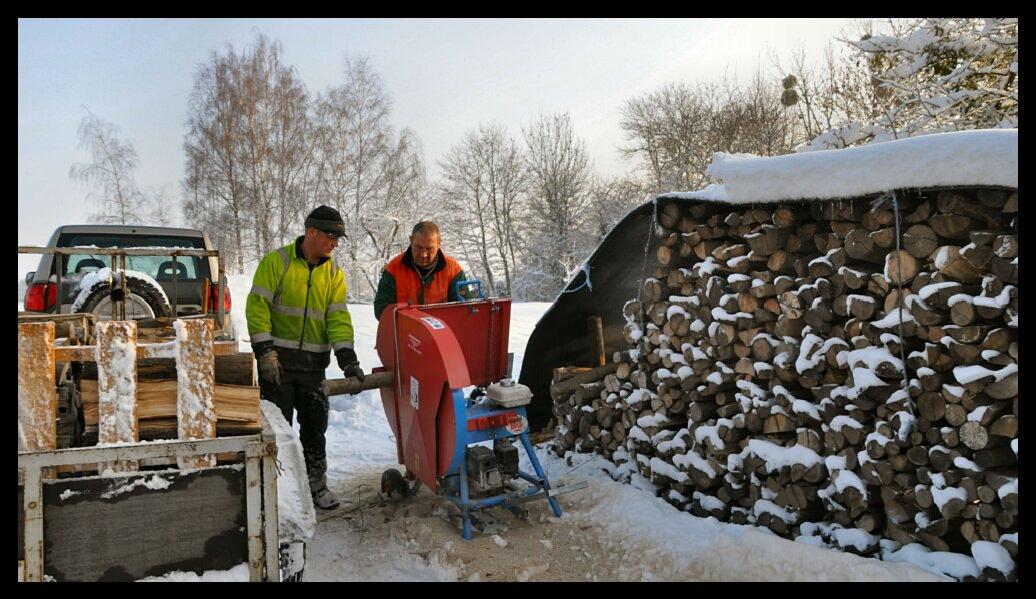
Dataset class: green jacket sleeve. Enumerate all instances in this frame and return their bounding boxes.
[373,269,396,321]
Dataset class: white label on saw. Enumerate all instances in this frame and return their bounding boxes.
[421,316,445,330]
[410,376,420,410]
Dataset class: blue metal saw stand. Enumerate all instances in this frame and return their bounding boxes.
[443,396,563,541]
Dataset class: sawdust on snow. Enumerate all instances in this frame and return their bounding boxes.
[303,466,668,582]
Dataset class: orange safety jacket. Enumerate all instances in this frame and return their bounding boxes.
[374,249,466,320]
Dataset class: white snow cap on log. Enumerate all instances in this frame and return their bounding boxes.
[659,128,1015,204]
[971,541,1015,577]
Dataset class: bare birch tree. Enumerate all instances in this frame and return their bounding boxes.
[438,123,526,297]
[312,55,426,298]
[69,111,147,225]
[620,73,799,193]
[183,33,311,273]
[520,113,595,300]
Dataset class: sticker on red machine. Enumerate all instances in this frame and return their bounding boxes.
[410,376,419,410]
[505,414,528,434]
[421,316,445,330]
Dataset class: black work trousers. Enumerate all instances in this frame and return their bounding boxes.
[258,369,329,492]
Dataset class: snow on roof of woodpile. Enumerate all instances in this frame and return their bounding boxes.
[664,128,1017,205]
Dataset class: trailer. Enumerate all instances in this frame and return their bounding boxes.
[18,245,310,582]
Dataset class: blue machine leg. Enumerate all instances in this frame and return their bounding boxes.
[457,457,473,540]
[519,431,563,518]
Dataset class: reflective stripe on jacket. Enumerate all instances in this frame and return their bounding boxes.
[246,238,354,370]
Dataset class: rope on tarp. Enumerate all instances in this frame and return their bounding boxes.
[632,198,660,336]
[560,263,592,294]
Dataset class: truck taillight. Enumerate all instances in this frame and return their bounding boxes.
[24,282,57,312]
[209,283,231,312]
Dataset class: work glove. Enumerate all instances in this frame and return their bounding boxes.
[257,350,283,386]
[336,347,364,382]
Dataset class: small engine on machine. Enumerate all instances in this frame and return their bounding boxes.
[464,446,502,495]
[443,379,529,497]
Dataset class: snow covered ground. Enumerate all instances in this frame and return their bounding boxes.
[17,275,955,581]
[265,295,946,582]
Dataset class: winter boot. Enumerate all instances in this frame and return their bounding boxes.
[309,474,340,510]
[312,486,341,510]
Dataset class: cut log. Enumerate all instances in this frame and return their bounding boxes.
[550,362,621,399]
[95,321,139,473]
[18,322,57,480]
[175,319,216,469]
[884,250,918,286]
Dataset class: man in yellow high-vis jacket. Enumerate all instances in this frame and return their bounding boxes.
[246,205,363,510]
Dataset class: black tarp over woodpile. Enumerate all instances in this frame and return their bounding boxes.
[519,201,661,431]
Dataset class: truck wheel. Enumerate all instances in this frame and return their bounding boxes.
[75,277,172,320]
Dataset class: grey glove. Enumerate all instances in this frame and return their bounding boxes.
[257,350,283,386]
[342,361,364,382]
[336,348,364,382]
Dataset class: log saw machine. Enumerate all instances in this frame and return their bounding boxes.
[322,281,586,539]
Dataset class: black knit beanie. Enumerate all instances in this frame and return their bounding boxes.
[305,205,346,237]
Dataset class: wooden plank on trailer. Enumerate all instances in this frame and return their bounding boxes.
[81,380,260,425]
[81,352,256,386]
[95,321,139,473]
[19,322,57,481]
[262,452,281,582]
[21,467,44,581]
[18,467,247,581]
[245,451,263,581]
[54,339,239,362]
[176,319,217,469]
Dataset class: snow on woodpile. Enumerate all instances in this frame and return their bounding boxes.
[550,131,1018,581]
[664,129,1016,205]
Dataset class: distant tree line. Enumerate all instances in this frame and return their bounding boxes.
[69,18,1016,301]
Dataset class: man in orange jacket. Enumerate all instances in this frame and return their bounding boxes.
[374,221,467,320]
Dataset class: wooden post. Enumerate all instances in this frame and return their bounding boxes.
[96,321,139,472]
[245,444,264,581]
[588,315,606,367]
[176,319,217,469]
[18,322,57,481]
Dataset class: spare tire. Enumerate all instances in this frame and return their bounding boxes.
[74,276,172,321]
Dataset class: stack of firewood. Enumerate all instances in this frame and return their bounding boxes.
[550,189,1018,581]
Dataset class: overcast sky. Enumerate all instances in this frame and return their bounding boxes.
[18,17,861,277]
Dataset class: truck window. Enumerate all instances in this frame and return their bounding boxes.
[56,234,210,281]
